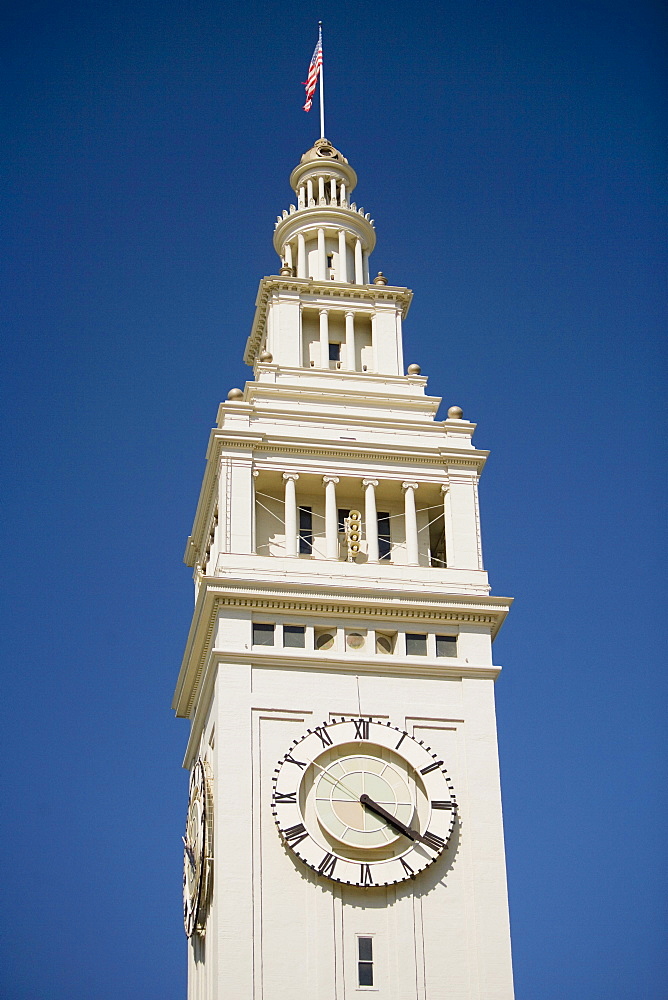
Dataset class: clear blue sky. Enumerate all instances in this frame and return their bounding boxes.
[2,1,665,997]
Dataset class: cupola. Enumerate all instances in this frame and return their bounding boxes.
[273,139,376,283]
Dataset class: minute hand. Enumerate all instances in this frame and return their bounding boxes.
[359,793,422,842]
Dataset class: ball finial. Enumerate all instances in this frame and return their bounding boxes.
[279,263,292,276]
[373,272,388,286]
[447,405,464,419]
[227,388,244,401]
[259,350,273,363]
[407,363,421,376]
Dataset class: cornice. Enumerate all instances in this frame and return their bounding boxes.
[246,384,440,417]
[244,276,413,365]
[173,586,511,717]
[273,205,377,257]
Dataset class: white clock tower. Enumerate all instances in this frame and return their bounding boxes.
[174,137,515,999]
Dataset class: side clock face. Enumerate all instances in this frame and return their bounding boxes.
[272,718,457,887]
[183,757,212,937]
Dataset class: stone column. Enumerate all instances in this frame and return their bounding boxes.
[284,242,293,270]
[323,476,340,560]
[317,228,326,281]
[251,469,259,554]
[330,177,337,204]
[345,311,356,370]
[363,479,379,563]
[362,249,370,284]
[354,238,364,284]
[318,175,326,205]
[319,309,329,368]
[297,232,306,278]
[283,473,299,557]
[307,178,314,206]
[338,230,348,283]
[402,482,419,566]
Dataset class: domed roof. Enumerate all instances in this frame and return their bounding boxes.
[299,138,349,166]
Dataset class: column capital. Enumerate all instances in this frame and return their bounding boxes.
[440,483,449,494]
[323,476,339,485]
[345,309,356,318]
[283,473,299,482]
[401,481,419,492]
[362,479,379,489]
[319,307,329,316]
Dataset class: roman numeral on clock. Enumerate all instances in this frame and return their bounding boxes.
[353,718,370,739]
[420,760,444,775]
[273,791,297,804]
[421,830,445,852]
[284,754,307,769]
[399,856,415,878]
[317,852,337,877]
[282,823,308,847]
[394,732,407,750]
[313,726,332,747]
[360,863,373,886]
[431,800,455,810]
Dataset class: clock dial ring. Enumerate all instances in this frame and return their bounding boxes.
[272,718,457,887]
[183,757,213,937]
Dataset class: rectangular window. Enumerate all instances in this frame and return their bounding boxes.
[283,625,306,648]
[436,635,457,657]
[329,342,341,362]
[377,512,391,560]
[327,254,334,269]
[338,508,350,533]
[252,623,275,646]
[357,936,374,987]
[406,633,427,656]
[299,506,313,554]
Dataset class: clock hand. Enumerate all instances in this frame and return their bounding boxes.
[182,835,196,869]
[359,793,421,842]
[309,758,360,801]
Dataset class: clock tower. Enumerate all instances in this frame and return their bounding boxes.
[173,138,515,999]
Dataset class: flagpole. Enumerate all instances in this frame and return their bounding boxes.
[318,22,325,139]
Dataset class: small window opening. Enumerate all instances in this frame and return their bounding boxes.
[436,635,457,657]
[377,512,391,560]
[376,632,396,654]
[346,631,366,650]
[338,508,350,533]
[406,633,427,656]
[357,936,374,987]
[315,629,335,651]
[284,625,306,648]
[327,254,334,269]
[329,342,341,362]
[299,506,313,554]
[253,623,275,646]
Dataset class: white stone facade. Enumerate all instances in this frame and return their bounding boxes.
[174,138,515,999]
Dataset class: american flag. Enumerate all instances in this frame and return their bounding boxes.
[302,30,322,112]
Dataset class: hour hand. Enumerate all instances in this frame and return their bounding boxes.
[182,836,196,869]
[359,793,418,841]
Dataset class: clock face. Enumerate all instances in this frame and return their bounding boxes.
[183,757,212,937]
[272,718,457,887]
